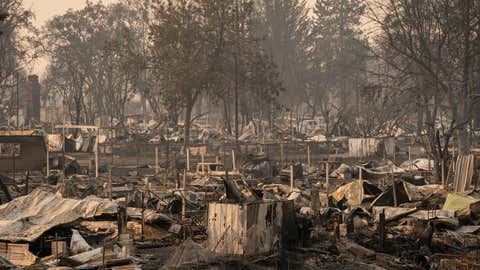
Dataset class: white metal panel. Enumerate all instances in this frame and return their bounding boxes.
[207,201,283,256]
[349,138,380,157]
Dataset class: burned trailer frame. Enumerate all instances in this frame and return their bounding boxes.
[0,131,46,173]
[207,200,296,256]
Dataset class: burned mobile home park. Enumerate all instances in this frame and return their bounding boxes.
[1,0,480,269]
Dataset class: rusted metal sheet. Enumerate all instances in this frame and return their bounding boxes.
[207,201,284,256]
[348,138,381,158]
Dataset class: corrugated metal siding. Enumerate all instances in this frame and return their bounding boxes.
[349,138,380,158]
[245,202,282,255]
[207,203,246,255]
[207,201,283,256]
[453,154,475,193]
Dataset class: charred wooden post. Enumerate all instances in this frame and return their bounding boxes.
[108,168,112,201]
[176,171,180,189]
[307,144,311,168]
[326,161,330,203]
[172,150,176,172]
[280,143,284,166]
[186,147,190,171]
[310,189,320,212]
[285,143,289,163]
[166,143,170,164]
[12,150,15,183]
[136,143,140,167]
[155,146,159,174]
[201,152,205,176]
[46,146,49,177]
[141,191,145,241]
[25,171,29,195]
[181,170,186,221]
[111,142,114,165]
[392,179,398,207]
[346,214,354,235]
[102,240,106,268]
[334,214,342,240]
[391,166,397,207]
[54,233,58,257]
[117,206,127,236]
[95,129,99,178]
[223,143,226,168]
[441,158,445,187]
[290,165,294,192]
[379,210,386,250]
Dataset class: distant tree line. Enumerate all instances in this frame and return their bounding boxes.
[0,0,38,124]
[2,0,480,182]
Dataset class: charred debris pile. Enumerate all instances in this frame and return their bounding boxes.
[0,129,479,269]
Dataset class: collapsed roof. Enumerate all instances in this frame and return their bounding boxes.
[0,189,172,242]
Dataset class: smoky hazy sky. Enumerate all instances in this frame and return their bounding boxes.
[24,0,119,27]
[25,0,316,27]
[22,0,316,76]
[23,0,116,75]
